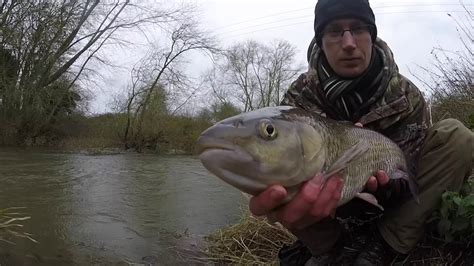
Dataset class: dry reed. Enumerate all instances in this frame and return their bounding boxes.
[201,209,296,265]
[0,207,37,244]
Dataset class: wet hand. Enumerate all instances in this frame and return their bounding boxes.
[249,174,344,230]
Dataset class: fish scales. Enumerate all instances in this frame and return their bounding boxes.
[305,116,407,205]
[347,131,397,204]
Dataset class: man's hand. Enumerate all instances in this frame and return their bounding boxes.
[366,170,390,193]
[249,174,343,230]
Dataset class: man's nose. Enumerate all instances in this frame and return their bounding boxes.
[341,31,356,50]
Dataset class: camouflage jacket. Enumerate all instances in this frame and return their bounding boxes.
[281,38,431,167]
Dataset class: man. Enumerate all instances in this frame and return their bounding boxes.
[249,0,474,264]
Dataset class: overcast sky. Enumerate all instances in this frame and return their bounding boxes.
[90,0,472,114]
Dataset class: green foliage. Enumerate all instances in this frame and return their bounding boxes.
[212,102,241,122]
[119,100,237,154]
[0,46,84,145]
[0,2,90,144]
[55,113,125,150]
[160,114,212,154]
[198,102,241,124]
[121,93,239,153]
[468,113,474,130]
[434,180,474,242]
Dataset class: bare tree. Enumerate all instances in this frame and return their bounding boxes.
[119,19,219,151]
[262,40,301,106]
[0,0,194,144]
[208,39,302,112]
[225,40,258,111]
[202,65,233,106]
[411,6,473,125]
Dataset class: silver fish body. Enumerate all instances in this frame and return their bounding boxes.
[196,106,415,207]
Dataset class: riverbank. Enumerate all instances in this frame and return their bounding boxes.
[0,109,212,156]
[198,211,473,265]
[1,138,194,156]
[199,179,473,264]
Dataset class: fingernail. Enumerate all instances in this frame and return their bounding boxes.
[270,189,284,200]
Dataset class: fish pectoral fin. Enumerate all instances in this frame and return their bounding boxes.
[323,140,369,182]
[391,169,420,204]
[240,192,252,201]
[356,192,384,211]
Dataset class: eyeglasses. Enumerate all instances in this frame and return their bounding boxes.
[322,25,373,43]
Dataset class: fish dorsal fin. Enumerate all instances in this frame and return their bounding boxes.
[322,140,369,183]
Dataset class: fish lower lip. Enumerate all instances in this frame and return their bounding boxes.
[199,148,263,195]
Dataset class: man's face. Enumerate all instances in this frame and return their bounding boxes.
[321,18,373,78]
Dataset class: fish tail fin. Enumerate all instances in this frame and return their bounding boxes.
[392,169,420,204]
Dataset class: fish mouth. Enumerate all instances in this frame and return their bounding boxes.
[197,136,267,195]
[196,136,254,165]
[196,135,234,154]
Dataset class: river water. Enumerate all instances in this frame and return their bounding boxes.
[0,149,245,265]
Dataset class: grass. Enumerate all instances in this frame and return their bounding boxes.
[197,209,296,265]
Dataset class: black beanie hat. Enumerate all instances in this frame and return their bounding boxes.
[314,0,377,46]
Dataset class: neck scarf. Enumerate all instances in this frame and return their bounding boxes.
[317,47,384,121]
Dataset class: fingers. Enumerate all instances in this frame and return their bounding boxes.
[277,175,324,228]
[308,177,343,224]
[249,185,287,216]
[366,176,378,192]
[250,174,345,230]
[366,170,390,193]
[319,177,343,219]
[277,175,343,230]
[354,122,363,127]
[376,170,390,186]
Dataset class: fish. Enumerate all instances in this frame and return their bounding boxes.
[196,106,417,210]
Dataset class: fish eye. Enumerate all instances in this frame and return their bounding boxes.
[259,120,277,140]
